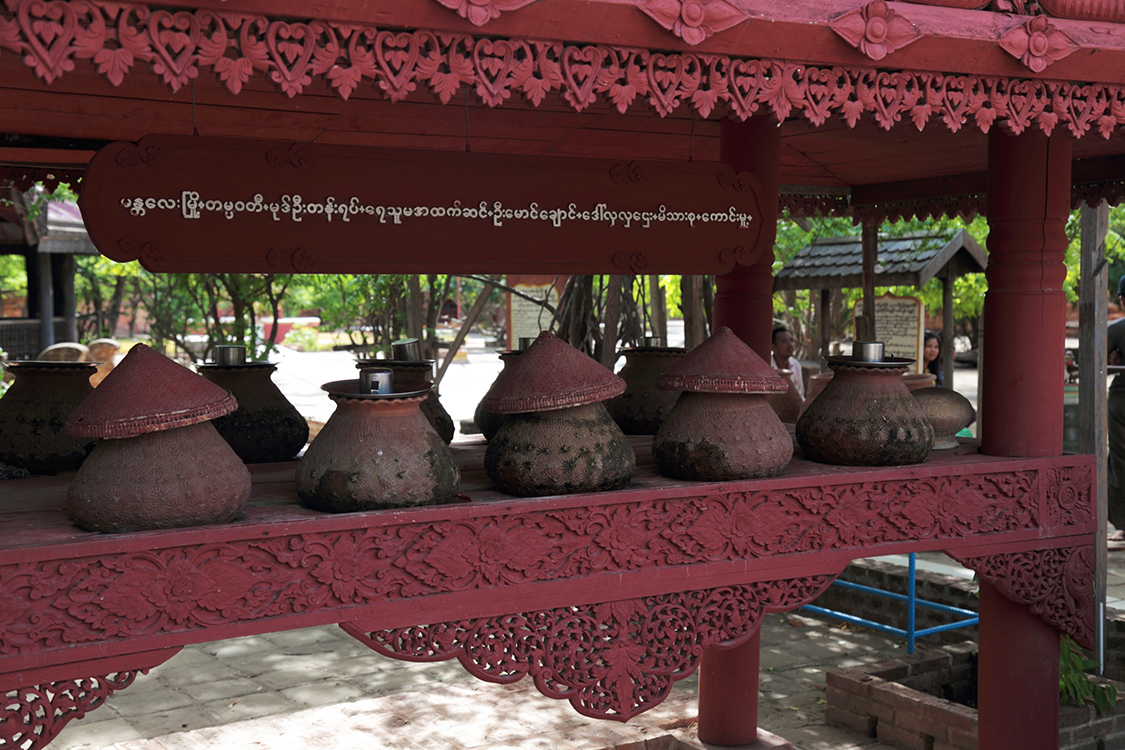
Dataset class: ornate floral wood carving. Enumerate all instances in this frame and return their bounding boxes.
[637,0,749,45]
[433,0,539,26]
[0,165,85,193]
[999,15,1078,73]
[0,2,1123,139]
[953,545,1094,650]
[829,0,922,62]
[2,672,142,750]
[343,576,836,721]
[0,466,1070,658]
[851,193,986,225]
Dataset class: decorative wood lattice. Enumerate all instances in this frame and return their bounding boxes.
[1,1,1124,138]
[2,673,141,750]
[344,576,837,721]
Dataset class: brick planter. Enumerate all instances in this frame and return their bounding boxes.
[826,644,1125,750]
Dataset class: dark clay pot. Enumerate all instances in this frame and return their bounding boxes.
[474,351,520,441]
[198,363,309,463]
[484,402,635,497]
[653,392,793,481]
[68,420,251,532]
[359,360,454,444]
[767,370,805,424]
[604,347,685,435]
[796,358,934,466]
[913,386,975,450]
[0,361,99,475]
[295,391,460,512]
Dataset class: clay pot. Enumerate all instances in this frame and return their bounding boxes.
[69,421,251,532]
[767,370,804,424]
[358,359,454,444]
[0,361,99,475]
[474,350,521,441]
[87,338,120,387]
[481,332,634,496]
[652,327,793,481]
[654,392,793,481]
[801,370,936,415]
[604,346,686,435]
[198,363,310,463]
[796,357,934,466]
[65,344,251,532]
[485,402,635,496]
[1038,0,1125,22]
[295,383,460,512]
[913,387,975,450]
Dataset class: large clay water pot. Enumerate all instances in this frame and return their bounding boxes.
[913,386,975,450]
[801,370,936,415]
[295,381,460,512]
[481,331,634,497]
[65,344,251,532]
[0,361,99,475]
[604,345,686,435]
[652,327,793,481]
[474,350,521,441]
[198,361,309,463]
[796,356,934,466]
[358,359,455,444]
[767,369,804,424]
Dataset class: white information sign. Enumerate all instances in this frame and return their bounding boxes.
[510,284,559,346]
[853,294,924,371]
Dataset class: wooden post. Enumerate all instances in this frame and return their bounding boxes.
[698,115,781,745]
[858,222,878,342]
[37,252,53,352]
[978,128,1071,750]
[1079,200,1109,669]
[941,271,955,388]
[818,288,831,368]
[60,253,77,343]
[682,275,705,349]
[600,275,623,367]
[649,275,667,342]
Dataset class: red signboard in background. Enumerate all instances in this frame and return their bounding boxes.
[78,134,763,276]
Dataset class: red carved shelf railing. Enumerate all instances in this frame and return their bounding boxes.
[0,437,1095,744]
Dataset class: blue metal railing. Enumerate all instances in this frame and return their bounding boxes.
[800,553,979,653]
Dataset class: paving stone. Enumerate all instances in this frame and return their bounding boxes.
[51,716,146,750]
[279,679,364,709]
[179,677,268,702]
[126,706,217,737]
[200,691,299,723]
[108,686,197,717]
[147,657,248,687]
[780,723,899,750]
[198,635,276,659]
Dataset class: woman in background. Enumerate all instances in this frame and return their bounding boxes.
[923,330,943,387]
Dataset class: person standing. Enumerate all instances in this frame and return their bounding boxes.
[771,326,805,400]
[1108,277,1125,540]
[923,330,944,387]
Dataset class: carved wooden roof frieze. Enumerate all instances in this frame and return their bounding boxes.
[433,0,539,26]
[829,0,923,61]
[999,15,1079,72]
[637,0,750,45]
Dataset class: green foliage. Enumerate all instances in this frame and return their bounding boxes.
[281,324,320,352]
[1059,634,1118,716]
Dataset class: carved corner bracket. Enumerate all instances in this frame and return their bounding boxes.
[3,672,145,750]
[342,574,838,721]
[951,544,1094,650]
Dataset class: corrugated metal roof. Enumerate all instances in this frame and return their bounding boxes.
[773,229,987,291]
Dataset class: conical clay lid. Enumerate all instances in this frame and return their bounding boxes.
[66,343,238,438]
[658,326,789,394]
[481,331,625,414]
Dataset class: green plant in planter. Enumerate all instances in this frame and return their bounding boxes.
[1060,634,1118,716]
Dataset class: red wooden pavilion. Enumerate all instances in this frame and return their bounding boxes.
[0,0,1112,748]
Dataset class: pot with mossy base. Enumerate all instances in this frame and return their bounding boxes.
[295,379,460,512]
[604,341,686,435]
[0,361,99,475]
[482,331,634,497]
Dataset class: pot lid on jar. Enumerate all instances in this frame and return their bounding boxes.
[66,343,238,439]
[481,331,625,414]
[658,326,789,394]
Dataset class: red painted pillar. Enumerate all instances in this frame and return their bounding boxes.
[977,129,1068,750]
[696,115,778,746]
[697,632,761,746]
[713,117,780,360]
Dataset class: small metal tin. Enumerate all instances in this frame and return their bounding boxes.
[852,341,885,363]
[642,336,664,347]
[392,338,422,361]
[215,345,247,366]
[518,337,537,350]
[359,367,394,394]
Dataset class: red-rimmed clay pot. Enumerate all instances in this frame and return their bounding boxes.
[474,350,521,441]
[652,327,793,481]
[0,361,99,475]
[357,359,455,444]
[605,345,686,435]
[65,344,251,532]
[198,362,309,463]
[796,356,935,466]
[482,331,634,497]
[295,380,460,512]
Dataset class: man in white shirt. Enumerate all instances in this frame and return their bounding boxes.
[771,326,805,400]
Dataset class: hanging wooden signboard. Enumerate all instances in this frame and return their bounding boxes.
[78,135,764,276]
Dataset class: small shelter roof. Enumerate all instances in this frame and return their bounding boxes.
[0,192,97,256]
[772,228,988,292]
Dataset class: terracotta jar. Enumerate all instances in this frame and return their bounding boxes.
[0,361,99,475]
[767,369,804,424]
[604,344,686,435]
[801,370,935,415]
[65,344,251,532]
[796,356,935,466]
[913,386,975,450]
[295,379,460,512]
[482,332,634,497]
[653,327,793,481]
[198,360,309,463]
[474,350,521,441]
[357,358,454,444]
